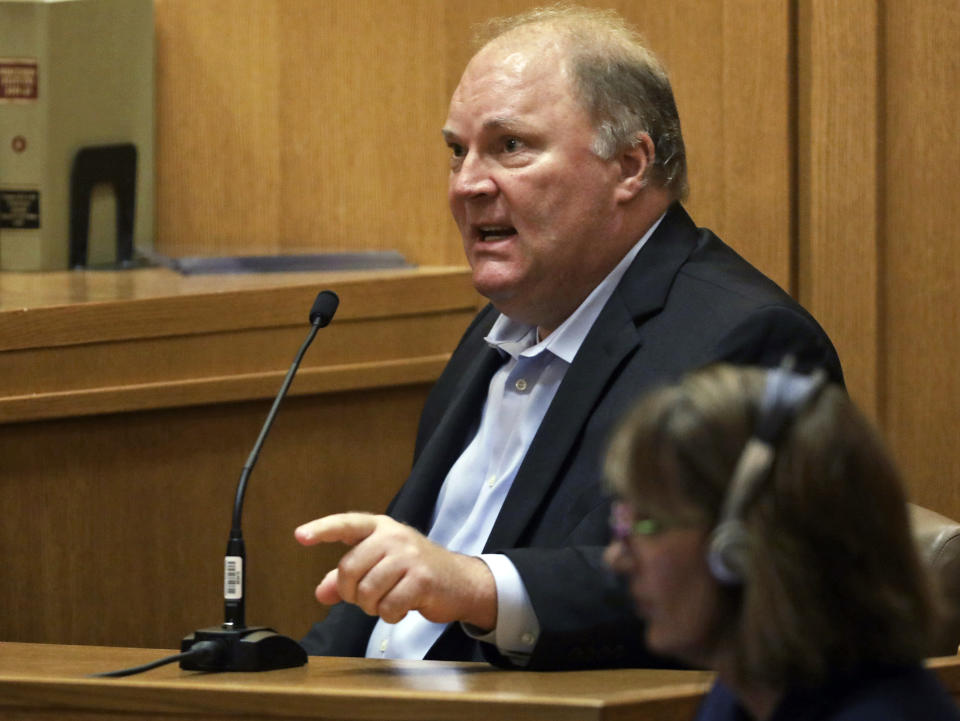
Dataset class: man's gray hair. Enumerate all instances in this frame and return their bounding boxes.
[476,3,688,200]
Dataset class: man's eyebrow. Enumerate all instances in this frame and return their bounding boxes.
[484,117,527,133]
[441,117,529,143]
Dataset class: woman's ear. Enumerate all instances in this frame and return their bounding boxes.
[614,133,656,203]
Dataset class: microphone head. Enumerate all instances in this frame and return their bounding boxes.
[309,290,339,327]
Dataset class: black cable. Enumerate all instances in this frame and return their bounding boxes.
[90,640,223,678]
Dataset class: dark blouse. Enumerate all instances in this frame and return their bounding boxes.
[693,665,960,721]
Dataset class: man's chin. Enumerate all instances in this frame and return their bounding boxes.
[471,274,519,307]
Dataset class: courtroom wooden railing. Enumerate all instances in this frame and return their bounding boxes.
[0,266,479,423]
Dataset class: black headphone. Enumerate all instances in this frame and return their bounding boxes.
[706,359,828,585]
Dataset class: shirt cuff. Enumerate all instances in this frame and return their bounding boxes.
[460,553,540,664]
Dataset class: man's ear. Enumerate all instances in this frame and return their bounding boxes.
[614,133,655,203]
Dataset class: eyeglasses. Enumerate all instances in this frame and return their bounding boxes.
[609,501,670,541]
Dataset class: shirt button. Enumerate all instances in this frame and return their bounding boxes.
[379,639,388,653]
[515,378,528,392]
[487,475,496,488]
[521,632,536,646]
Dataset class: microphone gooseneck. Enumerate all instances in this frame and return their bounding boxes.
[182,289,339,672]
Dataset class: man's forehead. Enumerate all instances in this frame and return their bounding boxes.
[466,32,567,85]
[480,46,539,79]
[446,40,573,122]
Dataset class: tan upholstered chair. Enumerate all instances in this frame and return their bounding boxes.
[910,504,960,656]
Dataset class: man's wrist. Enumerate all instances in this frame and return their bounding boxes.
[460,554,540,662]
[458,553,498,630]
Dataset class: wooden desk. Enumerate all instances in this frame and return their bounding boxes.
[4,645,958,721]
[0,642,715,721]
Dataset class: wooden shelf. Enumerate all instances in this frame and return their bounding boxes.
[0,266,480,423]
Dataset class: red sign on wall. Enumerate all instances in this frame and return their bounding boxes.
[0,59,38,101]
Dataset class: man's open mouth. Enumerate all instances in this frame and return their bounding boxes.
[478,226,517,242]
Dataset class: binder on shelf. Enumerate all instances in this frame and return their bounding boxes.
[0,0,154,271]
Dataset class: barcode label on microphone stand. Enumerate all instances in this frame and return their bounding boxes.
[224,556,243,600]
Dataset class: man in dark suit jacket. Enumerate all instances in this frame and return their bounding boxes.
[296,6,842,669]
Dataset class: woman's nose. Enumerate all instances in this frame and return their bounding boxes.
[604,539,636,574]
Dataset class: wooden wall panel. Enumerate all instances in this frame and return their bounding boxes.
[275,0,452,262]
[154,0,283,255]
[882,0,960,516]
[154,0,459,265]
[154,1,793,283]
[0,387,428,649]
[796,0,880,418]
[797,0,960,519]
[713,2,792,289]
[638,0,792,288]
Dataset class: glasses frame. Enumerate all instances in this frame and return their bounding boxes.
[610,501,669,541]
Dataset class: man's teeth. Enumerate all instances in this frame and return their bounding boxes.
[479,227,515,241]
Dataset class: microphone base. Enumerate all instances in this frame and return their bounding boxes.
[181,625,308,671]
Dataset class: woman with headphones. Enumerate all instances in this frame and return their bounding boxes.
[604,363,959,721]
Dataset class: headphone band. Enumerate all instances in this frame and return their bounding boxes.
[707,359,829,584]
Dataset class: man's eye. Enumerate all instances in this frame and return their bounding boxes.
[503,137,522,152]
[449,143,465,158]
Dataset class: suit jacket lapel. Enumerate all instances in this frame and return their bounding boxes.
[387,342,505,532]
[484,203,701,550]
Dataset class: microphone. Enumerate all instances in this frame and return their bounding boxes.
[309,290,338,327]
[180,290,339,671]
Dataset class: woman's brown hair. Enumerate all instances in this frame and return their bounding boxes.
[605,364,936,687]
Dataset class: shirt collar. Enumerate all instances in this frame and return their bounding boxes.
[484,212,666,364]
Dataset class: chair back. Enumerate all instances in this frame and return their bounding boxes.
[910,504,960,656]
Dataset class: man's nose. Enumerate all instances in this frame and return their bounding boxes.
[450,154,497,198]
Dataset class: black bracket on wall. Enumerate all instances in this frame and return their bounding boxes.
[69,143,137,269]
